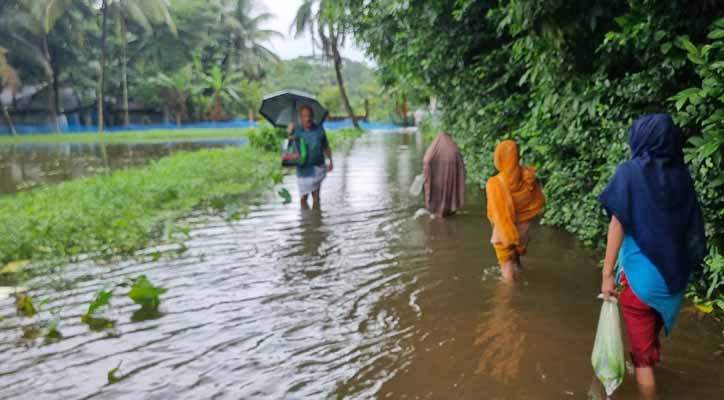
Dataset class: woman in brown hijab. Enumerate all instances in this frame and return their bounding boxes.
[423,132,466,217]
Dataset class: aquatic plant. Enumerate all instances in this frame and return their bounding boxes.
[127,275,166,310]
[0,146,280,268]
[83,289,113,321]
[15,293,36,317]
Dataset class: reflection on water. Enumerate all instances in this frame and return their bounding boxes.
[474,284,525,384]
[0,140,245,194]
[0,131,722,399]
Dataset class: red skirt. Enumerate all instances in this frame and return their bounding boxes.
[619,272,664,368]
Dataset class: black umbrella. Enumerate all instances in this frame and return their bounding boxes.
[259,89,328,128]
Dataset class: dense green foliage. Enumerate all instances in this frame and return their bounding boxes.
[347,1,724,312]
[264,57,408,122]
[0,0,401,132]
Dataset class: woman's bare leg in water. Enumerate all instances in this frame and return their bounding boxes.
[301,194,310,209]
[500,260,516,283]
[636,367,657,400]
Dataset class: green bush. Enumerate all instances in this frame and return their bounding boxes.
[247,125,287,152]
[349,1,724,314]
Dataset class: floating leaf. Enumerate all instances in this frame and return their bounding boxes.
[84,289,113,320]
[128,275,167,310]
[278,188,292,204]
[16,293,37,317]
[108,362,123,384]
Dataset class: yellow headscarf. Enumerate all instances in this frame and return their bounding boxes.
[485,140,545,246]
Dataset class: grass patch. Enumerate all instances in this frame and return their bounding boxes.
[0,128,252,144]
[0,146,281,268]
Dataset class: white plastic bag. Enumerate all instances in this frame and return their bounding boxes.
[409,174,424,197]
[591,294,625,397]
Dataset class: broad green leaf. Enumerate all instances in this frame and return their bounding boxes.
[278,188,292,204]
[128,275,167,309]
[711,177,724,188]
[84,289,113,318]
[708,29,724,40]
[16,293,37,317]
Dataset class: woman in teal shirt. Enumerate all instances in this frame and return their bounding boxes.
[287,105,333,209]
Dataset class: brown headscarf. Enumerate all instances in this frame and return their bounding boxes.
[485,140,545,246]
[423,132,466,217]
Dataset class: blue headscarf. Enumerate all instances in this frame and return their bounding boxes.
[598,114,707,294]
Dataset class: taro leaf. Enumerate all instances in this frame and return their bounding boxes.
[128,275,167,310]
[84,289,113,319]
[108,362,123,384]
[16,293,37,317]
[278,188,292,204]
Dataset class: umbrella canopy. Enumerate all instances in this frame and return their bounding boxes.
[259,89,328,128]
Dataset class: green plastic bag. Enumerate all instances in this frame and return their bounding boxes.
[281,137,307,167]
[591,295,625,396]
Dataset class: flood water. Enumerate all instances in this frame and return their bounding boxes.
[0,131,722,399]
[0,139,245,194]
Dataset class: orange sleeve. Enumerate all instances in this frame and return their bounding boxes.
[485,177,519,246]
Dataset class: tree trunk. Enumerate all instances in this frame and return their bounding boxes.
[42,37,60,133]
[331,45,359,129]
[248,107,255,122]
[98,0,108,134]
[121,15,129,126]
[2,106,16,136]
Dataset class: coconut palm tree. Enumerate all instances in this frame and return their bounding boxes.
[0,0,89,133]
[0,47,20,136]
[217,0,282,79]
[109,0,177,126]
[291,0,360,129]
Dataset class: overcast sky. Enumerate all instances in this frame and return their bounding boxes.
[256,0,370,64]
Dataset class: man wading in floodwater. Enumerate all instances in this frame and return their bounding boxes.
[288,105,333,210]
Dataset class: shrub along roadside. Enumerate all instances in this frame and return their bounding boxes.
[348,2,724,319]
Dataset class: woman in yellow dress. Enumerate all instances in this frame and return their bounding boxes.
[485,140,545,282]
